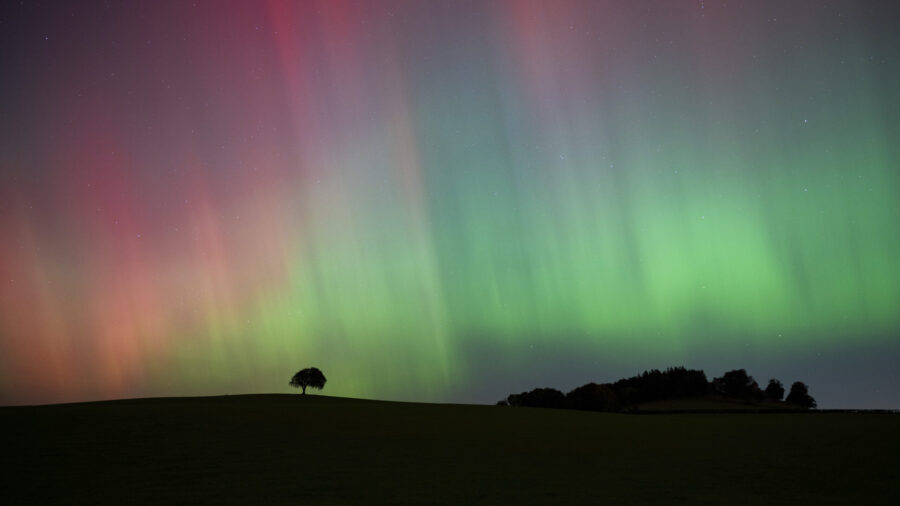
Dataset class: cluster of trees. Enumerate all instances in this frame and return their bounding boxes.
[709,369,815,408]
[500,366,816,411]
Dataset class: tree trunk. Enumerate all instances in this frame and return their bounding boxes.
[302,385,306,395]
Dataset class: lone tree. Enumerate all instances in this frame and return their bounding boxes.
[765,379,785,401]
[785,381,816,409]
[290,367,327,395]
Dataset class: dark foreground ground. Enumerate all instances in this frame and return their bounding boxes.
[2,394,898,505]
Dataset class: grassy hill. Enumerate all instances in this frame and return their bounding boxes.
[2,394,898,505]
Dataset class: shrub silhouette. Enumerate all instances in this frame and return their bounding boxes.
[785,381,816,409]
[765,379,785,401]
[289,367,327,395]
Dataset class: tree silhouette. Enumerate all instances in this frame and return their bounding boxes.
[611,367,709,404]
[714,369,762,399]
[500,366,817,413]
[785,381,816,408]
[506,388,566,408]
[764,379,785,401]
[290,367,327,395]
[567,382,619,411]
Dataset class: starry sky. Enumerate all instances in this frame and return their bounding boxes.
[1,0,898,407]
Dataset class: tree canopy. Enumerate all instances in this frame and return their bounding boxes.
[785,381,816,409]
[765,379,785,401]
[501,366,816,412]
[713,369,763,400]
[290,367,327,395]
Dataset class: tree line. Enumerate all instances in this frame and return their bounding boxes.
[499,367,817,411]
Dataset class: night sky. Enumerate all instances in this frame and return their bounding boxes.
[1,0,898,407]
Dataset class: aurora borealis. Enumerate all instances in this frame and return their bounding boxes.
[1,0,898,407]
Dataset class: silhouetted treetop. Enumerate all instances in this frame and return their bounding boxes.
[499,366,817,413]
[785,381,816,409]
[713,369,763,400]
[611,366,709,405]
[566,382,619,411]
[290,367,327,395]
[765,379,785,401]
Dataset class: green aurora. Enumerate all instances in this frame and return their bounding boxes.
[0,1,898,407]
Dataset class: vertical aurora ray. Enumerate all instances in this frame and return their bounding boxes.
[0,1,898,407]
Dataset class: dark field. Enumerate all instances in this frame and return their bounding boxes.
[2,395,898,505]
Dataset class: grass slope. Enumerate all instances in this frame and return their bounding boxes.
[2,394,898,505]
